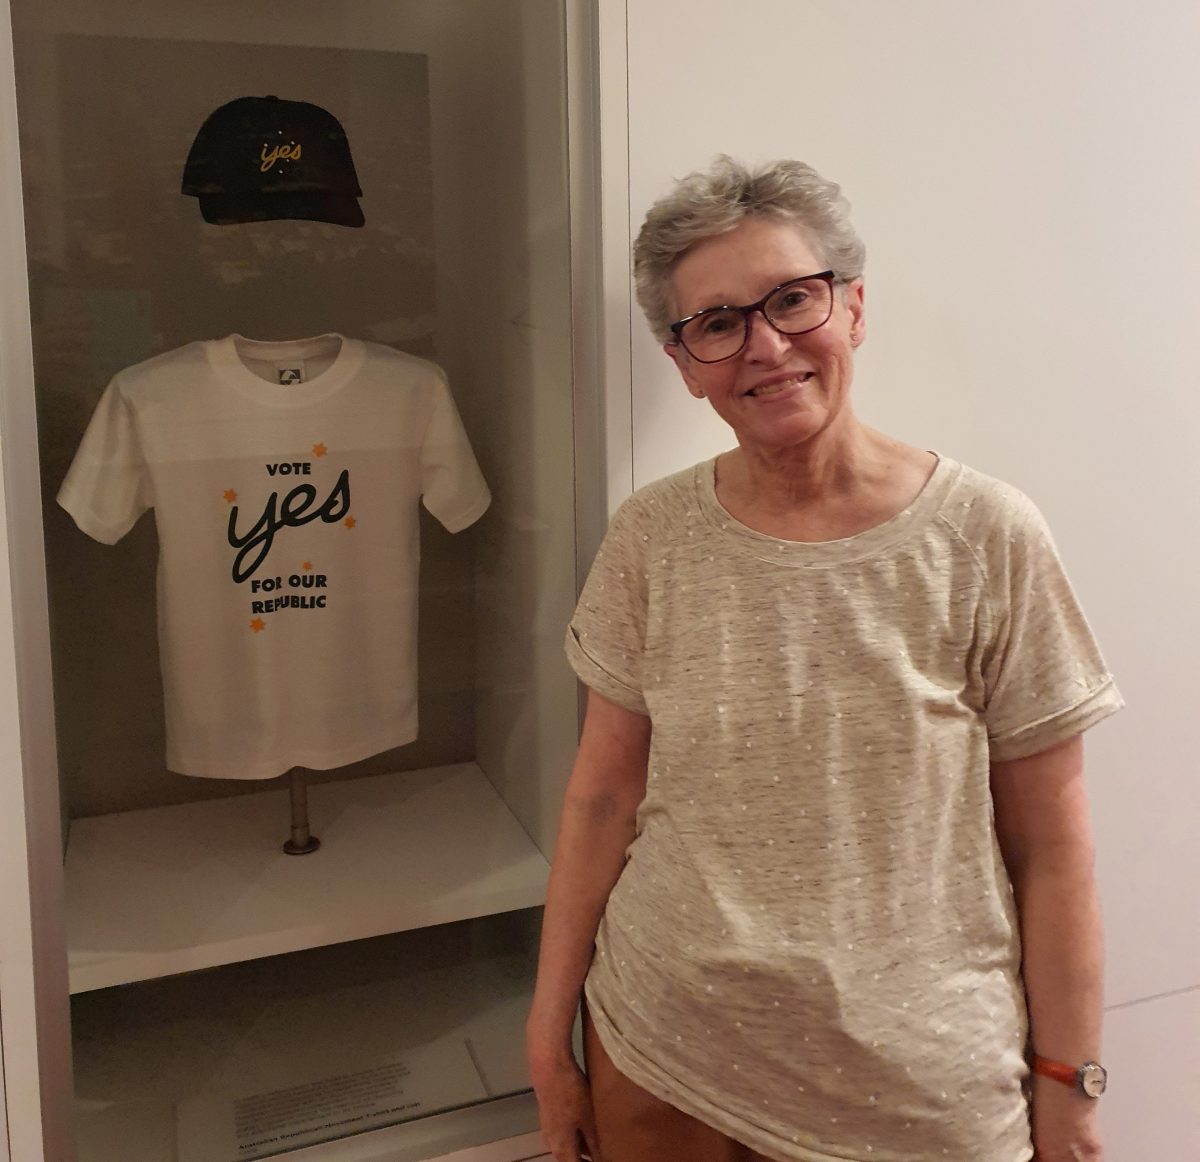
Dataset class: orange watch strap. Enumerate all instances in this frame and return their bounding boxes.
[1032,1055,1079,1088]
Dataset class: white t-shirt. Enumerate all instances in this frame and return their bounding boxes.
[59,334,490,779]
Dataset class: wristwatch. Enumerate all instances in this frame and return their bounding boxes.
[1032,1054,1108,1097]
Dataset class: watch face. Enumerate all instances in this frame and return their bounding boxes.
[1080,1062,1108,1097]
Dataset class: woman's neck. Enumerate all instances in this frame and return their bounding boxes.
[714,421,934,542]
[724,419,897,508]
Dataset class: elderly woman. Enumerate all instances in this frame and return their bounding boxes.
[527,157,1121,1162]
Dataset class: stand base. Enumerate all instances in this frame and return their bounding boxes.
[283,835,321,856]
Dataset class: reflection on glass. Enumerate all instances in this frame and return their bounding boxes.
[14,0,576,1156]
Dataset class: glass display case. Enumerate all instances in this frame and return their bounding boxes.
[3,0,610,1157]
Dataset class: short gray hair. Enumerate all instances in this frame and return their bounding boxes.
[633,156,867,343]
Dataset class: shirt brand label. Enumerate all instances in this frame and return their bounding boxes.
[277,364,304,385]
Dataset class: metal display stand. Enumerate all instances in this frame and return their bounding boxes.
[283,767,321,855]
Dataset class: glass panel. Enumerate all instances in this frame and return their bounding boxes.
[11,0,578,1156]
[71,915,545,1159]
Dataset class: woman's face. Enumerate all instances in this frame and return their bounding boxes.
[665,217,865,452]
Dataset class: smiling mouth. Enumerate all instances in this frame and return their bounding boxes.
[747,372,814,398]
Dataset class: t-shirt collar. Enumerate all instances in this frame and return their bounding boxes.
[207,333,365,408]
[695,451,960,567]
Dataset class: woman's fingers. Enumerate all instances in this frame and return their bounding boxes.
[541,1113,591,1161]
[579,1123,602,1162]
[577,1099,601,1161]
[533,1058,599,1162]
[545,1125,590,1162]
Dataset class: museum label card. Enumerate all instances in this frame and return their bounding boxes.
[176,1038,488,1161]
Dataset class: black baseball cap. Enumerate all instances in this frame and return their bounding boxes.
[182,95,364,228]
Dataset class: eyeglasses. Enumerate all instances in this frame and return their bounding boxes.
[668,271,837,363]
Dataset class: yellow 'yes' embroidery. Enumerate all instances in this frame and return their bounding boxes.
[260,142,302,173]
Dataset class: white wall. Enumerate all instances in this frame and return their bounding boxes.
[620,1,1199,1156]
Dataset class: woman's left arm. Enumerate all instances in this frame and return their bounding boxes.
[990,733,1105,1162]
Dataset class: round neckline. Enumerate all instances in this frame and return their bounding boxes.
[694,452,960,567]
[207,333,365,408]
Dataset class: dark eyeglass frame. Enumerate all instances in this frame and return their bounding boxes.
[668,270,838,363]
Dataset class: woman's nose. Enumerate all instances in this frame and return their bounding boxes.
[742,310,793,362]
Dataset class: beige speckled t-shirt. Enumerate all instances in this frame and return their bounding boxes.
[565,454,1123,1162]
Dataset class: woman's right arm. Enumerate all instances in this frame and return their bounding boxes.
[526,687,651,1161]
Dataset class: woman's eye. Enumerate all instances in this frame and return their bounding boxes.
[699,313,737,335]
[777,290,810,310]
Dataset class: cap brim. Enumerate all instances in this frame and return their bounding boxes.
[196,192,364,228]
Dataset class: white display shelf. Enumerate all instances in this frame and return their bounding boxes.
[65,763,551,994]
[72,923,543,1162]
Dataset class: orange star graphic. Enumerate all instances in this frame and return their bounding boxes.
[249,618,266,633]
[302,561,313,571]
[223,489,237,503]
[312,443,327,458]
[344,516,356,529]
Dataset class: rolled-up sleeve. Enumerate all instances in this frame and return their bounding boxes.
[981,496,1124,762]
[565,499,650,716]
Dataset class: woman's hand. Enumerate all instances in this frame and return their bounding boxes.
[1030,1075,1103,1161]
[530,1054,603,1162]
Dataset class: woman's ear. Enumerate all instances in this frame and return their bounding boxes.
[664,343,706,398]
[845,279,866,347]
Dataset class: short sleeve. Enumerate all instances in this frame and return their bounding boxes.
[981,498,1124,762]
[57,379,152,544]
[420,374,491,532]
[564,499,650,716]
